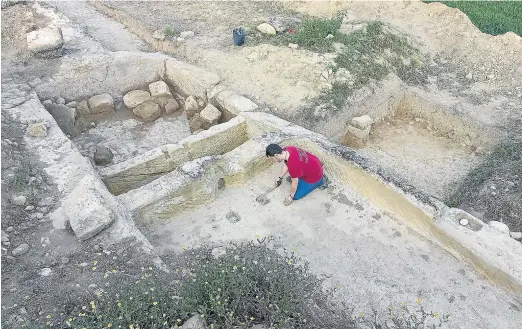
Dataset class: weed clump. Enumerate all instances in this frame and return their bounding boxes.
[26,238,449,329]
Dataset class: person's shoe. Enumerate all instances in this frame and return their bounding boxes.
[319,174,330,190]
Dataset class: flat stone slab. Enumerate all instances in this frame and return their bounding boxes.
[26,27,63,53]
[62,175,115,241]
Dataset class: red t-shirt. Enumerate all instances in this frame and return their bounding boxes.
[284,146,323,184]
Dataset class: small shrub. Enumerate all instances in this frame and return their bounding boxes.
[164,24,175,37]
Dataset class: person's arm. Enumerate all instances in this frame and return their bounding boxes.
[279,163,288,178]
[285,178,299,206]
[276,163,289,186]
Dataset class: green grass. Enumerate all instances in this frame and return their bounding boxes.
[294,20,426,123]
[424,1,522,36]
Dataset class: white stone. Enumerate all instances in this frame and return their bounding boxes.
[465,73,473,80]
[12,195,27,206]
[38,268,52,276]
[459,218,469,226]
[149,81,172,98]
[211,247,226,259]
[26,27,63,53]
[341,125,371,148]
[184,95,200,118]
[66,101,77,108]
[88,94,114,113]
[76,100,90,115]
[200,104,221,129]
[257,23,277,35]
[288,43,299,49]
[123,90,151,109]
[181,314,206,329]
[215,89,258,121]
[62,175,116,241]
[164,59,221,100]
[12,243,30,257]
[351,115,374,130]
[133,101,161,122]
[153,30,166,41]
[164,99,180,113]
[27,122,48,137]
[510,232,522,240]
[180,31,195,39]
[489,221,510,235]
[56,97,66,105]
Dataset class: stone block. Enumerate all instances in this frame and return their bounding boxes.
[123,90,151,109]
[200,104,221,129]
[26,27,63,53]
[62,175,115,241]
[133,101,161,122]
[149,80,172,98]
[88,94,114,113]
[165,58,221,100]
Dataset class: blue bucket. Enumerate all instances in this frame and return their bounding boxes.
[233,27,245,46]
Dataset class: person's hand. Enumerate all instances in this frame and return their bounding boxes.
[284,195,293,206]
[275,177,283,187]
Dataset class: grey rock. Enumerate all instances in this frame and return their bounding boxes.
[76,100,89,115]
[149,80,172,98]
[256,23,276,35]
[288,43,299,49]
[42,99,53,105]
[153,30,166,41]
[510,232,522,240]
[165,98,180,113]
[38,197,54,206]
[88,94,114,114]
[123,90,151,109]
[12,243,30,257]
[38,268,52,276]
[1,230,10,243]
[489,221,510,235]
[181,314,206,329]
[184,95,200,119]
[60,257,70,264]
[46,103,80,137]
[6,256,16,263]
[27,122,48,137]
[25,205,35,211]
[56,97,66,105]
[6,226,14,233]
[200,104,221,129]
[351,115,373,130]
[133,101,161,122]
[35,213,44,220]
[26,27,63,53]
[268,16,301,33]
[211,247,226,259]
[189,113,204,132]
[180,31,195,39]
[12,195,27,206]
[63,175,115,241]
[66,101,77,108]
[465,73,473,80]
[93,145,114,166]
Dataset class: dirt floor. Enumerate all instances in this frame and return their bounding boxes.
[138,164,522,329]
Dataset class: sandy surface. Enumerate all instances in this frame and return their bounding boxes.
[139,164,522,329]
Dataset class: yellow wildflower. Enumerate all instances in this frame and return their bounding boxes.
[153,301,158,305]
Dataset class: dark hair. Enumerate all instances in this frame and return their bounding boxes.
[266,143,283,157]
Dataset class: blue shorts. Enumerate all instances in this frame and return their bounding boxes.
[293,176,325,200]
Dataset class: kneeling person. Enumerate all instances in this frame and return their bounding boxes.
[266,143,326,206]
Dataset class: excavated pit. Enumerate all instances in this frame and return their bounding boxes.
[340,90,491,199]
[31,51,522,327]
